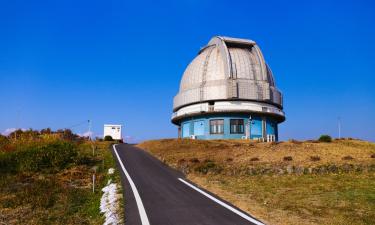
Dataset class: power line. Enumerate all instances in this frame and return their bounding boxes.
[66,120,90,129]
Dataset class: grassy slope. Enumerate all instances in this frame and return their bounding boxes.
[0,141,123,225]
[137,139,375,225]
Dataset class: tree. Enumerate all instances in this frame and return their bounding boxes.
[40,128,52,134]
[318,135,332,142]
[104,135,114,141]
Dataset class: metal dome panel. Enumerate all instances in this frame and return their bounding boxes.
[173,36,283,112]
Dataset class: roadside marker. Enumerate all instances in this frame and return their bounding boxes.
[113,144,150,225]
[178,178,265,225]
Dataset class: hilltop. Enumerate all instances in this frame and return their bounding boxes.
[138,138,375,225]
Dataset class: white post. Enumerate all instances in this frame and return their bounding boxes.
[338,117,341,139]
[249,116,253,140]
[92,174,95,193]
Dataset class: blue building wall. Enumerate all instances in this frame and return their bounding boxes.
[180,113,278,140]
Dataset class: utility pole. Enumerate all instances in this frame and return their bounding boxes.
[247,116,252,140]
[88,119,95,156]
[15,109,21,141]
[88,119,92,141]
[338,117,341,139]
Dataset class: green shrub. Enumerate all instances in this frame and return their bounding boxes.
[318,135,332,142]
[0,141,78,173]
[0,135,10,150]
[104,135,113,141]
[194,160,223,174]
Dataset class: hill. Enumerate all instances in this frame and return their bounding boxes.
[138,139,375,225]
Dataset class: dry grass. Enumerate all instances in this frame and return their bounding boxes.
[137,138,375,225]
[0,140,122,225]
[138,139,375,168]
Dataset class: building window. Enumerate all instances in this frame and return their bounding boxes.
[210,119,224,134]
[230,119,244,134]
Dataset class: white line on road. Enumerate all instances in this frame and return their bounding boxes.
[113,144,150,225]
[178,178,265,225]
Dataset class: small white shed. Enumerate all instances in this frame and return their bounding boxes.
[103,124,122,140]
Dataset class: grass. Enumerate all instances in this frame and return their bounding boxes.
[138,138,375,225]
[0,137,123,225]
[189,173,375,225]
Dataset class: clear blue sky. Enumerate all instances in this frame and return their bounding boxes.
[1,0,374,142]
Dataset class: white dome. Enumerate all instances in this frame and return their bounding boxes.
[173,36,283,112]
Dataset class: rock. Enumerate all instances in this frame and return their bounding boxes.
[286,165,293,174]
[295,166,304,174]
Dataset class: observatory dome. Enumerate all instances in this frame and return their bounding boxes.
[172,36,285,141]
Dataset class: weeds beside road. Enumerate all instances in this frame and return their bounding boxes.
[0,131,123,225]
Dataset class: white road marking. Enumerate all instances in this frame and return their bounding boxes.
[178,178,265,225]
[113,144,150,225]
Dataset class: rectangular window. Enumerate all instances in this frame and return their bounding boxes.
[210,119,224,134]
[230,119,244,134]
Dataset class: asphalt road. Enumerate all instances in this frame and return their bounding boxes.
[113,144,264,225]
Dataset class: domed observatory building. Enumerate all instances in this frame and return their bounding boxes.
[172,36,285,141]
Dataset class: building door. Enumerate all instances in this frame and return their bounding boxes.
[182,123,190,138]
[193,121,205,136]
[251,119,262,139]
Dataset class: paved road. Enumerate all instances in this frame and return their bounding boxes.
[113,144,264,225]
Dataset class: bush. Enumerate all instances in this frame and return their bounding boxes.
[288,139,301,144]
[194,160,222,174]
[342,155,354,160]
[318,135,332,142]
[310,156,321,161]
[283,156,293,161]
[250,157,260,161]
[189,158,200,163]
[177,158,186,164]
[104,135,114,141]
[0,141,78,173]
[0,135,10,150]
[371,154,375,159]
